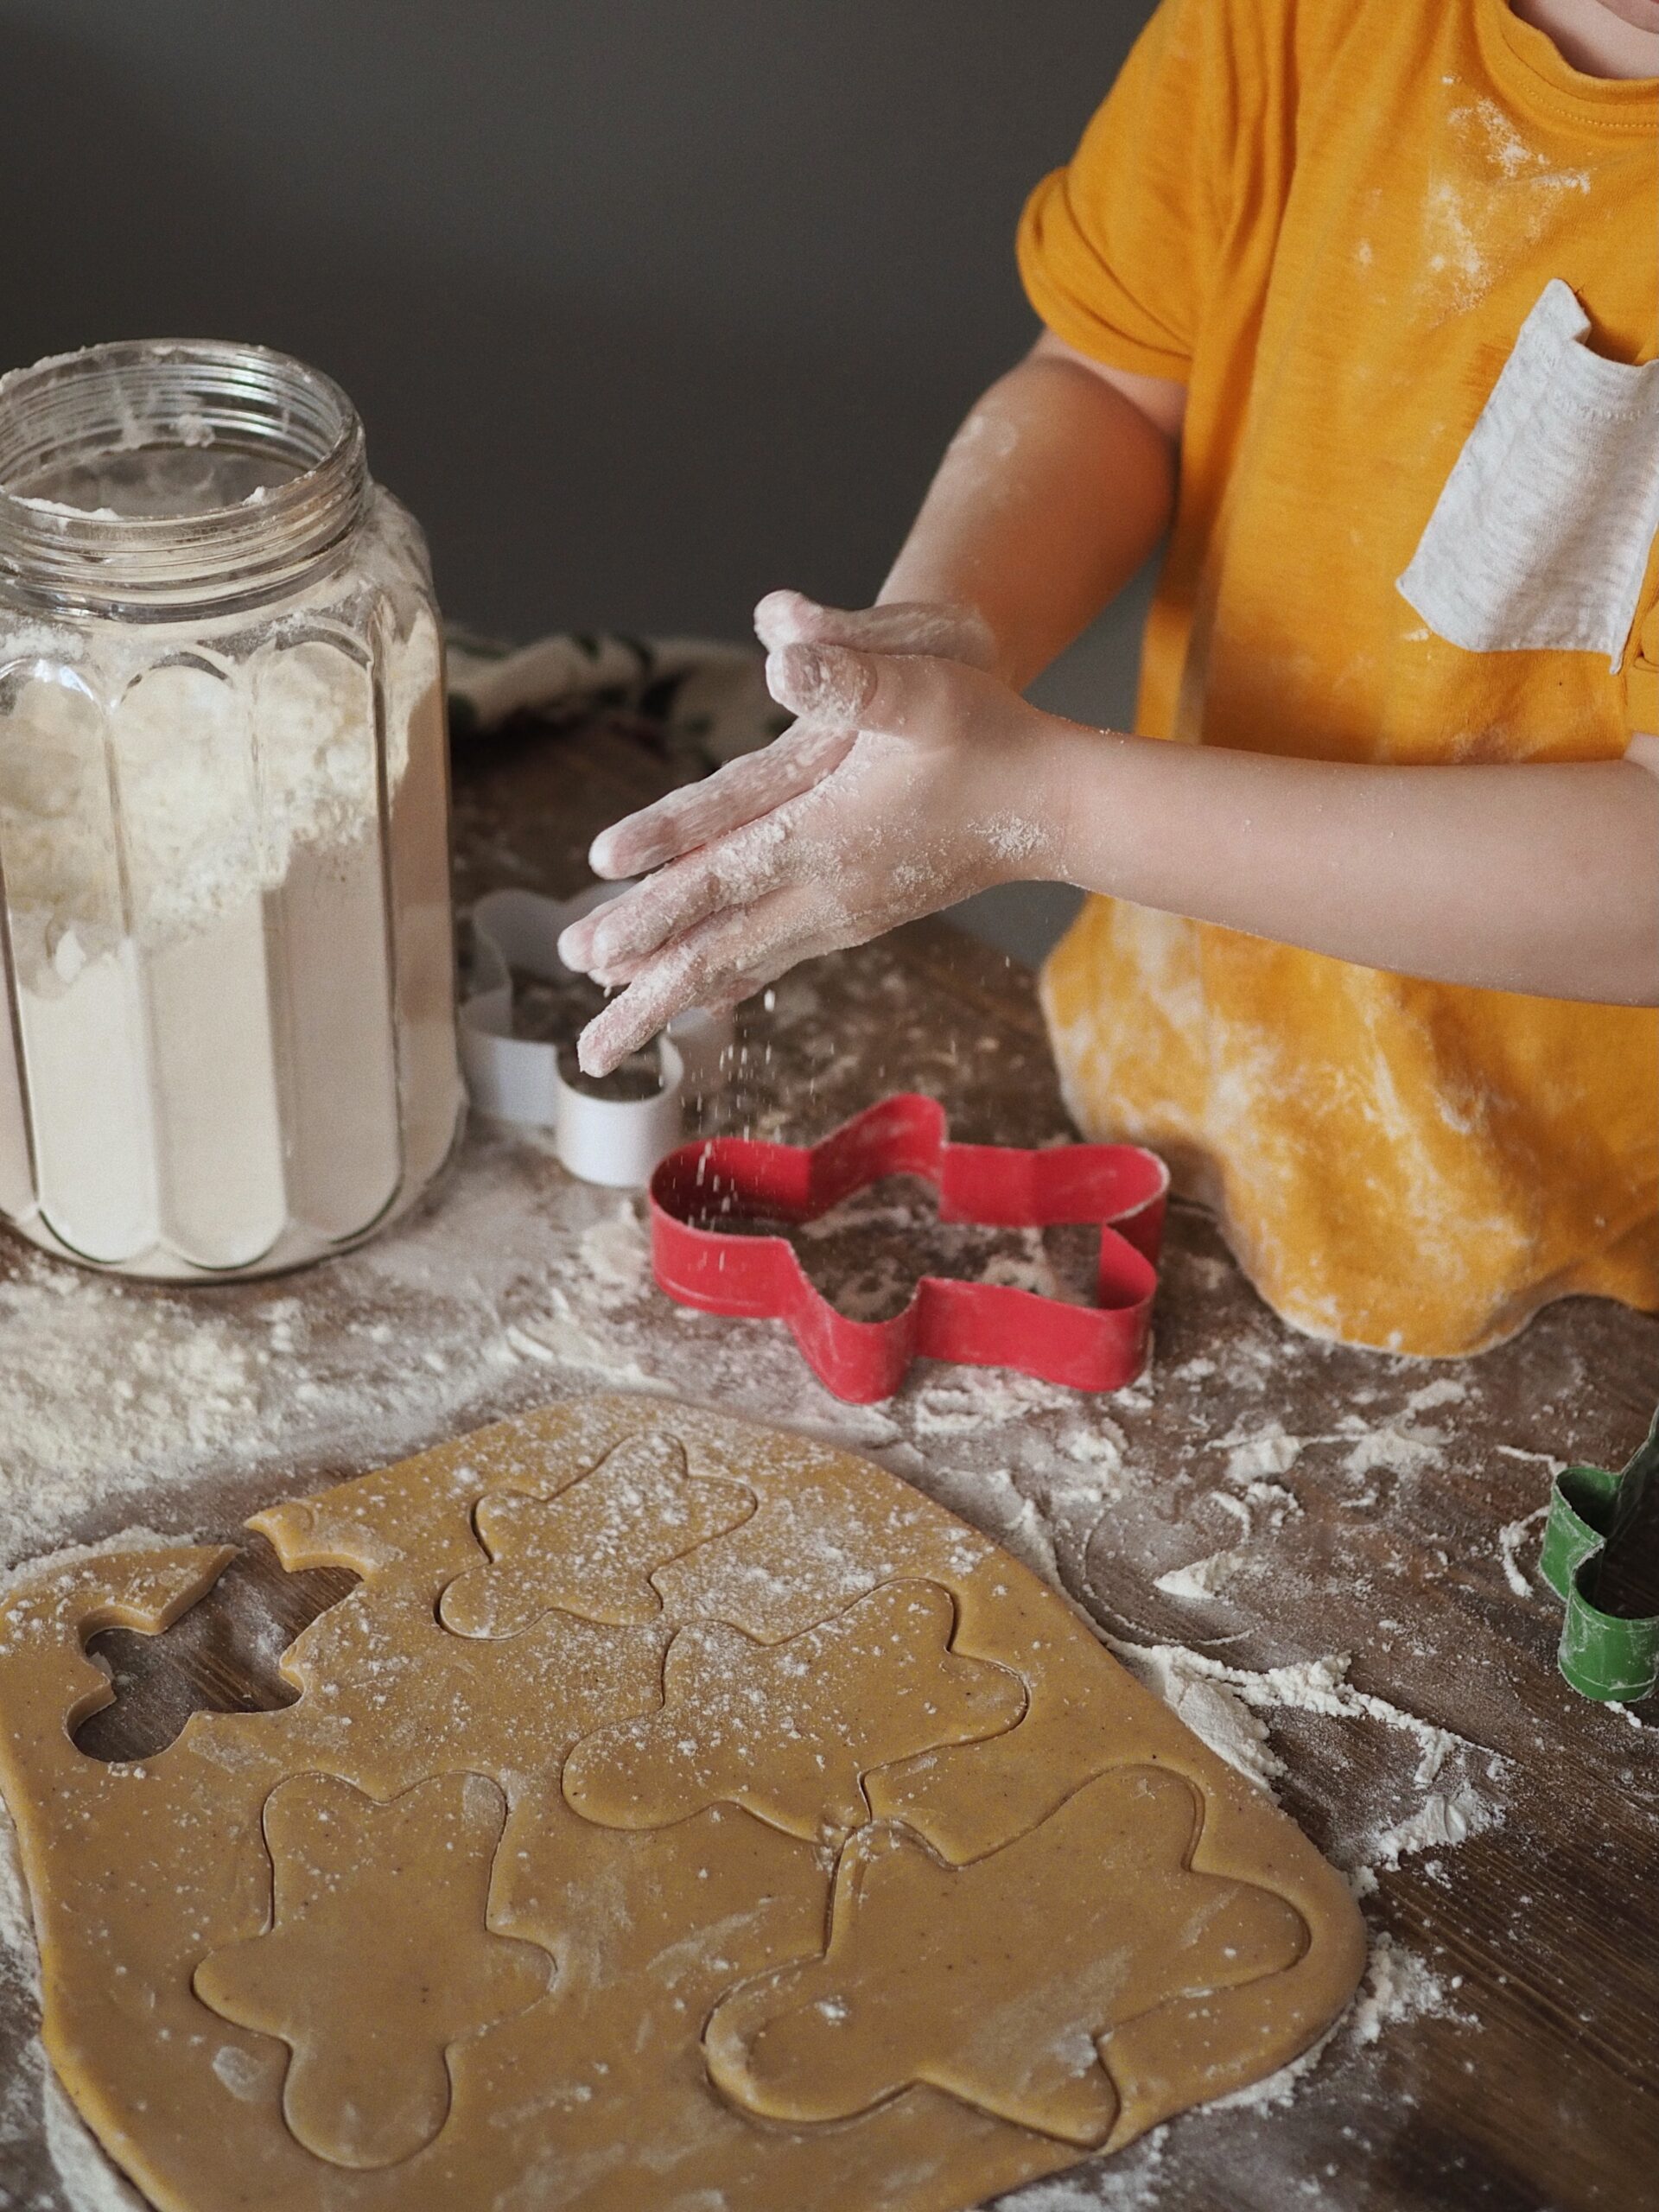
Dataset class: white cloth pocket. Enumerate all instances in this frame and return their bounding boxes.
[1398,279,1659,671]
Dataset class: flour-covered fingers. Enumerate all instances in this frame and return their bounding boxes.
[575,890,836,1075]
[754,589,996,668]
[575,935,696,1077]
[582,597,998,911]
[581,601,995,903]
[764,643,943,735]
[574,807,806,981]
[583,717,855,888]
[766,640,1028,748]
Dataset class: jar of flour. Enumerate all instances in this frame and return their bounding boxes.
[0,340,463,1278]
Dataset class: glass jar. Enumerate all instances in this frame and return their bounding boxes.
[0,340,463,1279]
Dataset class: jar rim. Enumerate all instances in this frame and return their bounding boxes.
[0,338,368,617]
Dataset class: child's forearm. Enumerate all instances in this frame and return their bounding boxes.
[1043,721,1659,1005]
[585,342,1180,888]
[855,346,1656,1003]
[565,639,1659,1071]
[878,340,1179,689]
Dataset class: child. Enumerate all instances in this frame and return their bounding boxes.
[561,0,1659,1359]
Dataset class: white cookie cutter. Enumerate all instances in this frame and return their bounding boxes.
[461,886,734,1188]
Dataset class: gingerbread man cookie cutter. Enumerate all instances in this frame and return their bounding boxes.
[648,1093,1168,1403]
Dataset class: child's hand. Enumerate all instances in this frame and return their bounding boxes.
[579,590,999,887]
[563,631,1064,1077]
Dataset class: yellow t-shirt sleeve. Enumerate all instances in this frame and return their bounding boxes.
[1017,0,1256,382]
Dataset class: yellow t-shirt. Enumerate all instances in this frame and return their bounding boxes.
[1019,0,1659,1356]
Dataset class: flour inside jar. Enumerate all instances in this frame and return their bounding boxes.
[0,341,462,1280]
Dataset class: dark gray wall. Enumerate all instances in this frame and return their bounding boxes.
[0,1,1160,959]
[0,0,1153,642]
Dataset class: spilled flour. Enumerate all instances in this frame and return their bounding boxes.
[0,1125,1567,2209]
[1106,1641,1503,1891]
[1214,1929,1457,2107]
[983,1931,1457,2209]
[1153,1546,1249,1600]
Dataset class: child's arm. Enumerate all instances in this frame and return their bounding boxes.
[582,337,1179,883]
[564,350,1659,1075]
[800,645,1659,1006]
[569,642,1658,1074]
[875,334,1183,690]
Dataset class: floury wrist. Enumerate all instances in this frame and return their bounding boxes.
[1009,712,1126,893]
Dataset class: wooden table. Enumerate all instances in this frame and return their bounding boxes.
[2,714,1656,2212]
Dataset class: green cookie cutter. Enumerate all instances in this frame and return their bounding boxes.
[1540,1407,1659,1704]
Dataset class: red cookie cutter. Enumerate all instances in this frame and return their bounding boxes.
[648,1093,1168,1404]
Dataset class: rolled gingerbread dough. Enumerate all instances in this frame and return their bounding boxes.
[0,1395,1365,2212]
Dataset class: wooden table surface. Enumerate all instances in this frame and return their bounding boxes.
[2,712,1657,2212]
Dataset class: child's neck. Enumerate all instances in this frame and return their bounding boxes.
[1510,0,1659,79]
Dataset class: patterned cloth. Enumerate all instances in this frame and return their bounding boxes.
[447,629,784,773]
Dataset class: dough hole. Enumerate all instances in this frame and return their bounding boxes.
[72,1534,358,1762]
